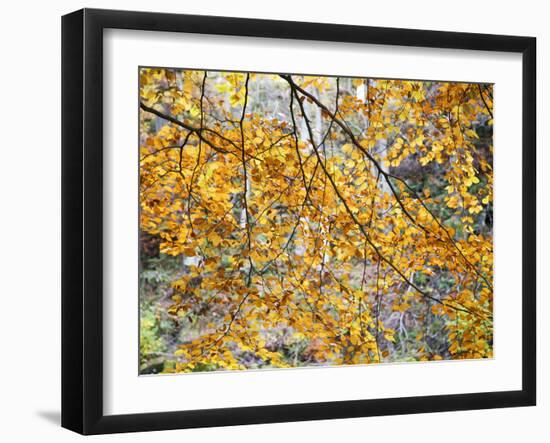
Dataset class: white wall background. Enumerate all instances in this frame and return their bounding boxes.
[0,1,545,441]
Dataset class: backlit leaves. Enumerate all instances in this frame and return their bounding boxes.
[139,68,493,373]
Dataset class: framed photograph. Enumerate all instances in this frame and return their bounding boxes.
[62,8,536,435]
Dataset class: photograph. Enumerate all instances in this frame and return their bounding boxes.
[138,68,494,375]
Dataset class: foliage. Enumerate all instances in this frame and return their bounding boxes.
[139,68,493,373]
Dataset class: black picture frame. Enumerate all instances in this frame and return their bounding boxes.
[62,8,536,435]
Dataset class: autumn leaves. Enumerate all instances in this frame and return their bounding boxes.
[139,68,493,373]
